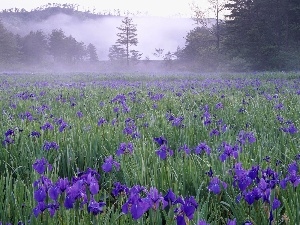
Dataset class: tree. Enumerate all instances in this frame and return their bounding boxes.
[21,30,48,64]
[223,0,299,70]
[0,20,19,65]
[86,43,99,62]
[180,26,218,70]
[153,48,164,59]
[108,44,126,61]
[48,29,67,62]
[110,17,141,66]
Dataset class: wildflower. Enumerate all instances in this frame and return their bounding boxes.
[43,141,59,151]
[122,185,150,220]
[163,189,176,204]
[145,187,168,210]
[2,136,14,146]
[32,158,52,174]
[101,155,120,173]
[215,102,223,109]
[87,197,105,215]
[98,117,107,126]
[5,128,14,137]
[155,145,174,160]
[153,136,168,146]
[237,130,256,145]
[178,144,191,155]
[29,131,41,138]
[195,142,211,155]
[48,185,61,201]
[33,202,47,217]
[210,128,220,137]
[56,178,69,192]
[116,142,134,156]
[113,107,119,113]
[219,142,239,162]
[227,219,237,225]
[172,116,184,127]
[198,220,210,225]
[59,122,68,132]
[272,198,281,210]
[208,177,227,194]
[34,187,47,202]
[174,196,198,224]
[112,182,129,197]
[281,123,298,134]
[41,122,54,131]
[76,111,83,118]
[274,103,284,110]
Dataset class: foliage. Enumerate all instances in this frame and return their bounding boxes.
[1,72,300,224]
[109,17,142,66]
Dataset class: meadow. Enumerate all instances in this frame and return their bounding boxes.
[0,72,299,225]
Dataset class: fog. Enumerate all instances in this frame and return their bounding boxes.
[8,13,195,60]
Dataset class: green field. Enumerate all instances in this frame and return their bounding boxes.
[0,72,299,225]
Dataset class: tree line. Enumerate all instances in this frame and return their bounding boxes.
[179,0,300,71]
[0,21,98,68]
[1,1,300,72]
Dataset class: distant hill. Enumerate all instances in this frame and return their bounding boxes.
[0,6,215,60]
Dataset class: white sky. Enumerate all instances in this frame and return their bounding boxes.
[0,0,213,17]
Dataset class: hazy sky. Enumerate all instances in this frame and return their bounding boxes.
[0,0,212,17]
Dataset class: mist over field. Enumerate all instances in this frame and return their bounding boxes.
[4,13,195,60]
[0,1,299,73]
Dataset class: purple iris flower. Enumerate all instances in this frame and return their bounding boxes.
[2,137,14,146]
[112,182,129,197]
[56,178,69,192]
[47,202,59,217]
[172,116,184,127]
[195,142,211,155]
[219,142,239,162]
[64,180,87,209]
[153,136,168,146]
[32,158,52,174]
[41,122,54,131]
[145,187,168,210]
[33,202,48,218]
[174,196,198,224]
[227,219,237,225]
[198,220,210,225]
[5,129,15,137]
[48,185,61,201]
[98,117,107,126]
[43,141,59,151]
[87,197,105,215]
[178,144,191,155]
[164,189,176,204]
[281,161,300,188]
[34,187,47,202]
[101,155,120,172]
[121,186,150,220]
[116,142,134,156]
[29,131,41,138]
[76,111,83,118]
[215,102,223,109]
[208,177,227,194]
[155,145,174,160]
[59,122,68,132]
[281,123,298,134]
[210,129,220,137]
[272,198,281,210]
[237,130,256,145]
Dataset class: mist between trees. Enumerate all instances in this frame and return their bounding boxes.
[0,1,300,73]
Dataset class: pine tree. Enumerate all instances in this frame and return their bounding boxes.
[109,17,141,66]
